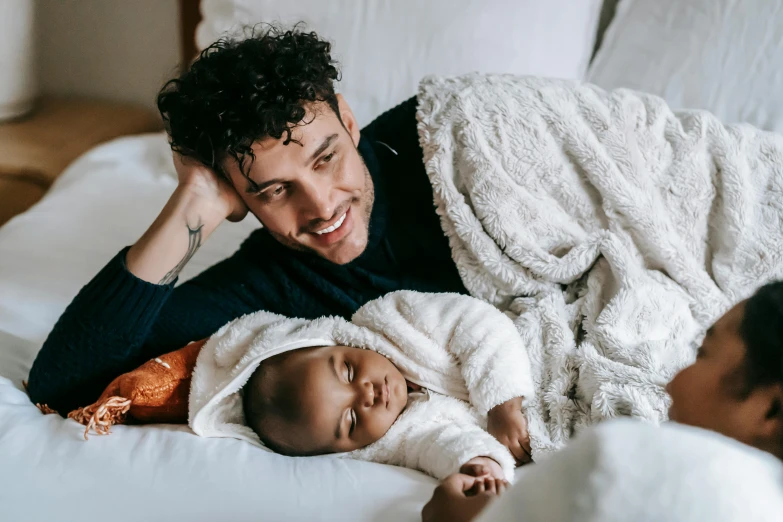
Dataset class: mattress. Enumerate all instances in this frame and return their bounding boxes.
[2,130,780,522]
[0,134,446,521]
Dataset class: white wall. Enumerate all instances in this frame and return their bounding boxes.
[36,0,180,110]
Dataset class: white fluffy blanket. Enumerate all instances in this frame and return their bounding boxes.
[416,74,783,457]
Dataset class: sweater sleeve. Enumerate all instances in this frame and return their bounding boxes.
[349,394,516,481]
[27,248,174,413]
[353,291,534,414]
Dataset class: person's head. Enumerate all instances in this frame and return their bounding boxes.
[158,26,373,265]
[667,280,783,458]
[243,345,408,455]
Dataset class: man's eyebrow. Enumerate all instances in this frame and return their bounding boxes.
[307,134,338,165]
[245,134,339,193]
[331,355,343,440]
[244,177,285,194]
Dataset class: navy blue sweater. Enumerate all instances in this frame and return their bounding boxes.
[27,97,467,414]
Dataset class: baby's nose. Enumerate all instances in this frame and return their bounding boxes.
[362,382,375,407]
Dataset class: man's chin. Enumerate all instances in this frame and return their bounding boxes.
[267,230,368,264]
[318,238,368,265]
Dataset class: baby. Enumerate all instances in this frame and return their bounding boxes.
[189,290,535,481]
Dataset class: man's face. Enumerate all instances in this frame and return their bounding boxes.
[225,95,373,265]
[667,301,761,445]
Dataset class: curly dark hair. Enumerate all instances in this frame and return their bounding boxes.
[157,24,341,183]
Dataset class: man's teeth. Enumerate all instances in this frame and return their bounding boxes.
[315,212,347,235]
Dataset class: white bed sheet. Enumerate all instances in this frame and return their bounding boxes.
[1,386,432,522]
[0,335,433,522]
[0,134,446,521]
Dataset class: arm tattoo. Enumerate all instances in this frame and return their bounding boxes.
[158,220,204,285]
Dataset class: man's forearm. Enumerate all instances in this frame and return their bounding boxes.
[126,186,229,284]
[28,187,234,412]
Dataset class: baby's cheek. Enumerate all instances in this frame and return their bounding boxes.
[365,414,394,444]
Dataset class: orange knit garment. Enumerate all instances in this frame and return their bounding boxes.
[66,339,205,439]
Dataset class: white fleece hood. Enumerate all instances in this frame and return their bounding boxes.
[188,308,402,448]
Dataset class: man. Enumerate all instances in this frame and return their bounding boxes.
[27,27,466,414]
[422,281,783,522]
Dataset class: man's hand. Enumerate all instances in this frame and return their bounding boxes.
[173,152,248,223]
[487,397,533,466]
[422,473,507,522]
[460,456,505,481]
[126,152,249,284]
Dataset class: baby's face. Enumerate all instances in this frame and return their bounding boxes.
[271,345,409,454]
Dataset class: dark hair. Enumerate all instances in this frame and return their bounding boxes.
[740,280,783,390]
[242,361,304,455]
[157,24,341,183]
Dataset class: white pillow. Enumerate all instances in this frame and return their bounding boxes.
[588,0,783,132]
[197,0,604,126]
[477,420,783,522]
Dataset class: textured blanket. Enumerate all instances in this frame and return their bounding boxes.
[416,74,783,457]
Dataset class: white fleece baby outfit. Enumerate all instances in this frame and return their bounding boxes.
[189,290,534,481]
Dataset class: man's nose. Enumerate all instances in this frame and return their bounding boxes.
[299,178,334,222]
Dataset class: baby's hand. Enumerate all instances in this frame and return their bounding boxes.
[422,473,507,522]
[460,456,505,481]
[487,397,533,466]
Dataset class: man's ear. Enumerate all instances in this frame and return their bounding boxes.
[336,94,361,147]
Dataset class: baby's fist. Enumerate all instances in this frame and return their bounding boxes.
[487,397,533,466]
[460,456,505,481]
